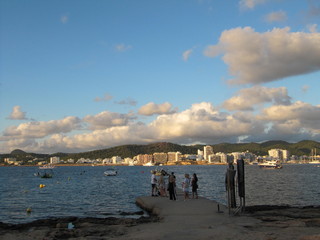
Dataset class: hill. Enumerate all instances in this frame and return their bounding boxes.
[1,140,319,161]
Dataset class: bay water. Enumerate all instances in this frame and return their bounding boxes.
[0,164,319,224]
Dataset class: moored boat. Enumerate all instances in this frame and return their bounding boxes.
[39,164,56,169]
[258,160,282,169]
[143,161,154,166]
[104,168,117,176]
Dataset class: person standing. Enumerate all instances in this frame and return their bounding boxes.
[182,173,191,200]
[168,172,176,200]
[151,171,157,196]
[158,174,167,197]
[191,173,198,199]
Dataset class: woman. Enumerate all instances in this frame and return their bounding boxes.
[158,174,167,197]
[191,173,198,199]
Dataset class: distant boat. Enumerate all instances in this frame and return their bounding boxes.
[34,169,54,178]
[143,161,154,166]
[39,164,56,169]
[309,160,320,164]
[258,160,282,169]
[104,168,117,176]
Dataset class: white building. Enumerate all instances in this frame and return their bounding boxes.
[204,145,214,161]
[50,156,60,164]
[112,156,122,164]
[215,152,228,163]
[230,152,243,164]
[268,149,290,161]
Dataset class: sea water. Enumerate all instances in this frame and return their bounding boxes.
[0,164,319,224]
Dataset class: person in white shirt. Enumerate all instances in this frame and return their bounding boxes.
[182,173,191,200]
[151,171,157,196]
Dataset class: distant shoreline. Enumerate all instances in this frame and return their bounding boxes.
[0,162,228,167]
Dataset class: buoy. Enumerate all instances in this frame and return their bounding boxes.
[26,207,32,213]
[39,184,46,188]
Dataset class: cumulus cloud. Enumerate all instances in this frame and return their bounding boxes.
[259,101,320,128]
[239,0,266,10]
[1,101,320,153]
[94,93,113,102]
[204,27,320,85]
[264,11,287,23]
[83,111,136,130]
[138,102,177,116]
[7,106,27,120]
[182,49,193,61]
[1,116,82,139]
[149,102,264,143]
[222,86,291,111]
[256,101,320,140]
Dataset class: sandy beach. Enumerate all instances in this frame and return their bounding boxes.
[1,192,320,240]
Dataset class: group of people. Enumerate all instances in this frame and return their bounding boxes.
[151,171,198,201]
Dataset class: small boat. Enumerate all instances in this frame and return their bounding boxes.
[39,164,56,169]
[104,168,117,176]
[34,169,54,178]
[258,160,282,169]
[143,161,154,166]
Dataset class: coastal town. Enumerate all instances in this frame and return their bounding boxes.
[2,145,319,166]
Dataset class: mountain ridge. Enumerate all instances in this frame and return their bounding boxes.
[1,140,320,161]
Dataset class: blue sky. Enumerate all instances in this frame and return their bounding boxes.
[1,0,320,154]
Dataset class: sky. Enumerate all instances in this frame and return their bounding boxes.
[0,0,320,154]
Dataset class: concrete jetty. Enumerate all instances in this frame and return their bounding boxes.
[119,191,320,240]
[127,192,262,240]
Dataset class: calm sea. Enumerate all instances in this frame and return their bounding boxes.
[0,164,319,224]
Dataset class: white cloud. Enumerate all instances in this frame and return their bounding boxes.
[94,93,113,102]
[83,111,135,130]
[264,11,287,23]
[138,102,177,116]
[259,101,320,129]
[239,0,266,10]
[115,44,132,52]
[1,101,320,153]
[222,86,291,111]
[204,27,320,85]
[8,106,27,120]
[256,101,320,141]
[182,49,193,61]
[149,102,264,143]
[1,116,82,139]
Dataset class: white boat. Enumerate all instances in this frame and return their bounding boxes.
[258,160,282,169]
[143,161,154,166]
[104,169,117,176]
[39,164,56,169]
